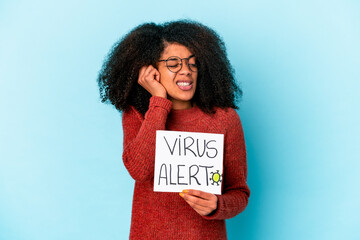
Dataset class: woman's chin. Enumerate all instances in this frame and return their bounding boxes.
[168,96,195,109]
[169,95,194,103]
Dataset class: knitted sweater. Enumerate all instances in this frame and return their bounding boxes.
[122,96,250,240]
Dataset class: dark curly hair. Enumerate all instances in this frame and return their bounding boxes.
[97,20,242,115]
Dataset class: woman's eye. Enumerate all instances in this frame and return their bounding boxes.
[168,64,179,68]
[167,61,179,68]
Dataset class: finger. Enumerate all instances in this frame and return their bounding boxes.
[151,68,160,82]
[138,66,149,83]
[182,198,212,216]
[138,69,144,83]
[154,69,160,82]
[143,68,157,82]
[144,65,155,77]
[147,67,159,81]
[181,192,211,208]
[183,189,216,201]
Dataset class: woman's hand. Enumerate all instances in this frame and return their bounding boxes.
[138,65,167,98]
[179,189,218,216]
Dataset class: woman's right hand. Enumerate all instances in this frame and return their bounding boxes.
[138,65,167,98]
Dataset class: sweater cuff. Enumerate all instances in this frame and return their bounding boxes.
[144,96,172,125]
[149,96,172,113]
[201,195,224,220]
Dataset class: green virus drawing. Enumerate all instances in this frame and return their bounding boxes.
[209,170,222,185]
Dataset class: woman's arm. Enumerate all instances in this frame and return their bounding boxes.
[202,109,250,220]
[122,96,172,182]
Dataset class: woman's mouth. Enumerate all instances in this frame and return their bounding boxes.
[176,81,193,91]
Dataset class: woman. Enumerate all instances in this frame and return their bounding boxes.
[97,20,250,239]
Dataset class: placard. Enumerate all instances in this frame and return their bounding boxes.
[154,130,224,195]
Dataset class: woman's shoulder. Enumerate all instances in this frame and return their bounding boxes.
[213,107,240,121]
[122,105,144,123]
[213,107,239,117]
[210,107,242,130]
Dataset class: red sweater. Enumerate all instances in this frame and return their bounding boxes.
[122,96,250,240]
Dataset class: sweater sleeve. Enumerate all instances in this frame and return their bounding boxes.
[203,109,250,220]
[122,96,172,182]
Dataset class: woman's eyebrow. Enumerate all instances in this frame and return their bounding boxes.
[173,55,195,59]
[164,55,195,60]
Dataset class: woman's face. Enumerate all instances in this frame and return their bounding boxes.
[157,42,198,110]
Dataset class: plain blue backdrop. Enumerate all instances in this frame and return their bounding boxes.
[1,0,359,239]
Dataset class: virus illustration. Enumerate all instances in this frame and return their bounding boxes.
[209,170,222,185]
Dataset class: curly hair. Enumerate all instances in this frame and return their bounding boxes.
[97,20,242,115]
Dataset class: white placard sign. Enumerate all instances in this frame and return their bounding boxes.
[154,130,224,195]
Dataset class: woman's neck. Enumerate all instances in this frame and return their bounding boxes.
[170,98,193,110]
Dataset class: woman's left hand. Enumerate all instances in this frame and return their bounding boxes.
[179,189,218,216]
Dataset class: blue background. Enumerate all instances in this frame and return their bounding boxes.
[1,0,359,239]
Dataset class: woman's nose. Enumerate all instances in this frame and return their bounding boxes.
[178,61,191,75]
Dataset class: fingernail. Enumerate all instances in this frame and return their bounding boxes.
[179,192,184,197]
[182,190,189,193]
